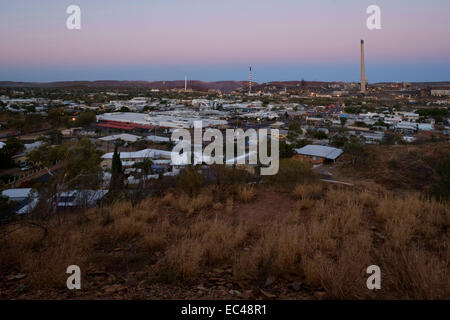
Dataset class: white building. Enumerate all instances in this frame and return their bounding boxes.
[431,89,450,96]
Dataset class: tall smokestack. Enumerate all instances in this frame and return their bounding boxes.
[249,66,252,95]
[360,40,366,93]
[184,75,187,92]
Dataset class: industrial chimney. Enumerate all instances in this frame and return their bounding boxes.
[249,66,252,95]
[360,40,366,93]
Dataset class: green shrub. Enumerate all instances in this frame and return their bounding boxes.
[263,158,316,188]
[430,158,450,202]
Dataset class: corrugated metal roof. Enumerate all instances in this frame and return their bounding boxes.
[99,133,142,142]
[1,188,33,199]
[102,148,172,159]
[294,145,343,160]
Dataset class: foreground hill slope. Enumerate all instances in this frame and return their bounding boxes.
[1,179,448,299]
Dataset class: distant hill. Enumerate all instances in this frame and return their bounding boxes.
[1,80,449,92]
[0,80,249,92]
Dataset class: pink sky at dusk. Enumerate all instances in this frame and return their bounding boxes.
[1,0,449,82]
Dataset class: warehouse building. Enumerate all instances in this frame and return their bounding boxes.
[96,112,227,130]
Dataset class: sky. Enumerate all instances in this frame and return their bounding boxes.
[1,0,450,83]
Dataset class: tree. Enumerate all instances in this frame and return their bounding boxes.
[279,141,295,159]
[48,108,66,127]
[0,196,17,220]
[373,120,389,128]
[330,134,348,148]
[4,137,24,155]
[64,137,102,189]
[25,105,36,113]
[343,137,365,165]
[41,138,102,217]
[292,139,310,149]
[287,122,302,142]
[23,114,44,131]
[27,143,68,170]
[109,146,124,195]
[354,121,368,128]
[134,158,154,188]
[289,122,302,133]
[48,129,63,145]
[340,117,348,127]
[0,138,24,169]
[382,133,402,145]
[75,111,96,127]
[344,106,361,114]
[430,158,450,202]
[313,131,328,140]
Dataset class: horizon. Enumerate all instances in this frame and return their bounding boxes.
[1,0,450,82]
[2,78,450,85]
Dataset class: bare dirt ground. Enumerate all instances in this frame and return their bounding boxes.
[231,190,296,222]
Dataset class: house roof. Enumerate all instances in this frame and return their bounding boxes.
[146,135,170,143]
[99,133,142,142]
[101,148,172,160]
[16,198,39,215]
[294,145,343,160]
[1,188,33,199]
[58,190,108,208]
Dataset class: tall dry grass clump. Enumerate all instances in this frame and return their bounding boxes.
[235,185,257,203]
[162,191,214,214]
[376,194,448,248]
[154,216,248,283]
[292,182,324,200]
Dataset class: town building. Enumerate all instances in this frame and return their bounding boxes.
[294,145,343,164]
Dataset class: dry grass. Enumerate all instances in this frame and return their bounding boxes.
[162,191,214,214]
[0,221,87,289]
[0,183,448,299]
[225,198,234,214]
[235,185,257,203]
[376,194,449,249]
[338,142,450,191]
[292,183,324,200]
[155,216,248,282]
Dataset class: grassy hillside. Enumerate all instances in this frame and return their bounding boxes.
[337,142,450,192]
[1,172,448,299]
